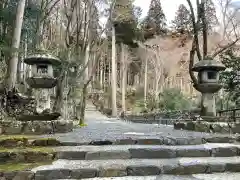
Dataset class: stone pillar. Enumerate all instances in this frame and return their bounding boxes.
[35,89,51,113]
[202,93,216,116]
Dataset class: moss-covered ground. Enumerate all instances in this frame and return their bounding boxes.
[0,146,55,153]
[0,161,53,171]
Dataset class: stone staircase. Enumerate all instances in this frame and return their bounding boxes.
[32,138,240,180]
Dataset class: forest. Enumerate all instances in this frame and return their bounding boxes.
[1,0,240,124]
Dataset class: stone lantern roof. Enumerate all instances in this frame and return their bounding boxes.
[24,53,61,66]
[192,58,225,72]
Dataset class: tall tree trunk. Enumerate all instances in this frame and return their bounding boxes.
[154,71,160,101]
[23,34,28,93]
[100,59,103,89]
[111,25,117,117]
[79,42,90,125]
[108,59,111,86]
[79,85,87,125]
[84,43,90,86]
[6,0,26,92]
[144,58,148,110]
[121,43,126,115]
[79,52,96,125]
[103,59,106,90]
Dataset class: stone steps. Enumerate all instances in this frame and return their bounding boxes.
[30,136,240,179]
[55,143,240,160]
[54,173,240,180]
[33,156,240,179]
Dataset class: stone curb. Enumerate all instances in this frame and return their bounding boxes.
[51,173,240,180]
[56,144,240,160]
[32,157,240,179]
[60,136,237,146]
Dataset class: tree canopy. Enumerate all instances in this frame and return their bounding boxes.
[142,0,166,39]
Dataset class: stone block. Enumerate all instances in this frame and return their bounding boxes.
[3,171,35,180]
[0,152,9,163]
[162,164,182,174]
[85,150,131,160]
[206,136,235,143]
[2,121,22,134]
[31,138,61,146]
[126,165,161,176]
[176,148,211,157]
[53,120,73,133]
[24,152,54,162]
[21,122,35,134]
[231,123,240,134]
[10,152,25,162]
[35,169,72,180]
[211,147,238,157]
[163,137,177,145]
[195,122,210,132]
[175,138,191,145]
[0,125,3,135]
[225,162,240,172]
[174,122,185,130]
[56,151,86,160]
[211,124,222,133]
[114,139,136,145]
[220,124,231,133]
[70,168,98,179]
[207,163,225,173]
[98,164,127,177]
[188,138,205,145]
[180,164,208,174]
[185,122,195,131]
[0,138,28,147]
[23,121,53,135]
[129,148,176,159]
[136,138,163,145]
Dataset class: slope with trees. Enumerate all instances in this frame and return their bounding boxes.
[172,4,192,34]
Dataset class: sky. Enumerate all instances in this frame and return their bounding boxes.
[134,0,240,25]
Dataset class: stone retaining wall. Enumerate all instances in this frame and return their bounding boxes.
[122,114,180,125]
[0,151,56,163]
[0,171,34,180]
[174,121,240,134]
[0,120,73,135]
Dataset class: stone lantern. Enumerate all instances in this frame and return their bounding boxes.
[24,54,61,89]
[0,53,74,135]
[24,53,61,113]
[192,58,226,116]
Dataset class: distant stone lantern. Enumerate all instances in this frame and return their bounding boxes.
[234,70,240,83]
[192,57,226,116]
[24,53,61,113]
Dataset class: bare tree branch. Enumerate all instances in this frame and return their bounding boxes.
[201,0,208,57]
[212,37,240,57]
[186,0,202,61]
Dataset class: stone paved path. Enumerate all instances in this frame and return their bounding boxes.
[41,103,237,144]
